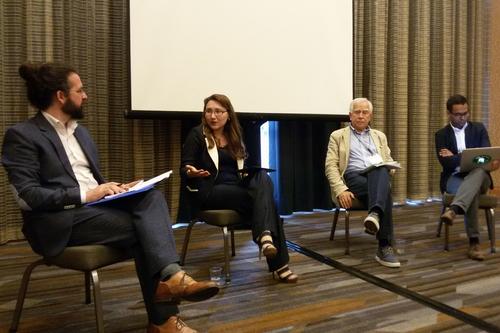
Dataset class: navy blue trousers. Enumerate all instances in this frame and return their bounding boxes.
[68,189,179,325]
[344,167,394,242]
[202,170,289,271]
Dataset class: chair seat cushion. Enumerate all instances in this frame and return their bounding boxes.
[350,198,366,210]
[197,210,242,227]
[45,245,131,271]
[443,193,498,209]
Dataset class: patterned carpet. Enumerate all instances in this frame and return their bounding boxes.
[0,202,499,332]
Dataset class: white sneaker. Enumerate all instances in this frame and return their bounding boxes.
[363,212,380,235]
[375,246,401,268]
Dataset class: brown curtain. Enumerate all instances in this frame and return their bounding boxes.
[0,0,181,244]
[354,0,490,203]
[0,0,491,243]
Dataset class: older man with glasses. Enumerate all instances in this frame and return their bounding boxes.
[435,94,500,261]
[325,97,400,268]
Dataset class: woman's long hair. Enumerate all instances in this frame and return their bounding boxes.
[202,94,246,160]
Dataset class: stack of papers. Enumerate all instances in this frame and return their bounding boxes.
[361,161,401,174]
[87,170,172,206]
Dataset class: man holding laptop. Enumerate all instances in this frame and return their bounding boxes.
[435,94,500,260]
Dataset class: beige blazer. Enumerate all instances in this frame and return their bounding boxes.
[325,126,393,205]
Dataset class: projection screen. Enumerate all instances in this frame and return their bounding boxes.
[128,0,353,118]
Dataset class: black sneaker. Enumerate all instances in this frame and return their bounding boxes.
[363,212,380,235]
[375,246,401,268]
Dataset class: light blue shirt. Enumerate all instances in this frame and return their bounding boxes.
[345,125,377,174]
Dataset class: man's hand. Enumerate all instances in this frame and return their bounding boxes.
[337,191,355,209]
[185,164,210,178]
[119,180,142,190]
[491,159,500,172]
[86,182,125,202]
[438,148,453,157]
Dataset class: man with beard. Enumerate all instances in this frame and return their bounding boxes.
[1,63,218,333]
[435,94,499,261]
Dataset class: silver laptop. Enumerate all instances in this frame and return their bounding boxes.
[459,146,500,172]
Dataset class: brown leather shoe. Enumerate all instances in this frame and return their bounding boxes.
[467,244,485,261]
[147,316,198,333]
[440,207,456,225]
[154,271,219,303]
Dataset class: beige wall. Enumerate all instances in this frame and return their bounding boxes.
[491,1,500,195]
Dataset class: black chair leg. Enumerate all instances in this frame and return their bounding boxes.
[85,271,91,304]
[345,211,350,255]
[330,209,340,240]
[444,223,450,251]
[10,259,45,333]
[90,269,105,333]
[485,208,496,253]
[436,205,446,237]
[180,220,198,266]
[230,228,236,257]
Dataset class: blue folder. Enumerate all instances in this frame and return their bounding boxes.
[86,184,155,206]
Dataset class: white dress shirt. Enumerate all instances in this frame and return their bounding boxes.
[451,121,468,173]
[451,121,468,153]
[42,112,98,203]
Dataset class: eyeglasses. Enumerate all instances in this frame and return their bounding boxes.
[204,108,227,117]
[351,110,370,116]
[450,111,469,118]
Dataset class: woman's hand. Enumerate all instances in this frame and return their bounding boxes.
[185,164,211,178]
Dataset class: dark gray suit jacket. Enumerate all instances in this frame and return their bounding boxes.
[1,112,105,256]
[435,121,492,193]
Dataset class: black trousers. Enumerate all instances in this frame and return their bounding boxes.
[344,167,394,242]
[67,189,179,325]
[202,170,289,271]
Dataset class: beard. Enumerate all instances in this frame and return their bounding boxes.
[62,99,84,119]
